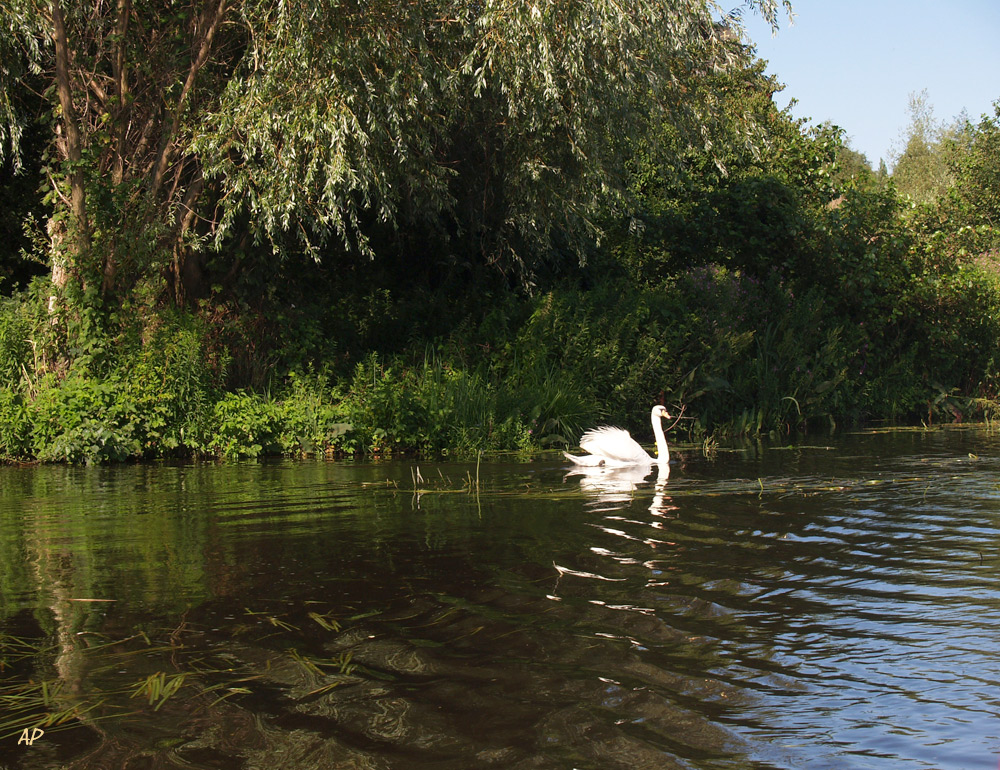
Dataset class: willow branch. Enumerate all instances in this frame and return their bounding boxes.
[151,0,227,199]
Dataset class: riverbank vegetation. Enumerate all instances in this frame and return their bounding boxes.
[1,1,998,462]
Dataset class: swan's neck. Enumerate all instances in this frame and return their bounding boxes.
[652,412,669,466]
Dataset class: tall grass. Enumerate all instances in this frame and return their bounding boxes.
[341,350,597,455]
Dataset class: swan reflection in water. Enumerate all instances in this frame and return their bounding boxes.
[563,462,664,505]
[564,464,677,528]
[552,468,679,609]
[557,460,679,599]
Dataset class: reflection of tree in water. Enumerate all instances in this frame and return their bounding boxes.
[1,460,760,769]
[4,591,750,769]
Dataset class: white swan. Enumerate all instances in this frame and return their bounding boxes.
[563,405,671,468]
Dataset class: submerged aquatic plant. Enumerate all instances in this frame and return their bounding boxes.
[130,671,189,712]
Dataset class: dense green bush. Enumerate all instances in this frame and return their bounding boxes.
[339,352,591,455]
[0,295,31,386]
[272,371,351,456]
[108,312,221,456]
[0,389,32,459]
[30,372,130,463]
[1,250,998,464]
[208,391,281,460]
[495,270,850,438]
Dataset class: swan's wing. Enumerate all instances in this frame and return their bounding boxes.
[578,426,651,466]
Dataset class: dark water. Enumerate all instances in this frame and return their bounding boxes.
[1,427,999,769]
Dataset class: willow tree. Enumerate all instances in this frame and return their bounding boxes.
[1,0,240,311]
[0,0,791,310]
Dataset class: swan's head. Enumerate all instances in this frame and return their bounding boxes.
[651,405,670,419]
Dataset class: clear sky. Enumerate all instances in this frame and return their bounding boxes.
[740,1,1000,169]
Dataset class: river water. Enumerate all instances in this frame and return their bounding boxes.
[1,427,998,769]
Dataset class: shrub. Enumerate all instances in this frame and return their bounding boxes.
[273,370,351,456]
[30,371,138,463]
[209,391,281,460]
[109,312,219,456]
[0,295,32,387]
[0,389,32,458]
[37,417,135,464]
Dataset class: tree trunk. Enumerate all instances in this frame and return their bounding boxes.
[52,0,90,268]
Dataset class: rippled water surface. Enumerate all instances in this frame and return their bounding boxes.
[1,427,999,769]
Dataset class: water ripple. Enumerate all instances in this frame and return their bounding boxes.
[561,441,1000,768]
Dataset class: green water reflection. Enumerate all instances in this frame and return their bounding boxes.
[1,427,999,769]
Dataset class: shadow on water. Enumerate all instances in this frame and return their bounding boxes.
[1,427,1000,769]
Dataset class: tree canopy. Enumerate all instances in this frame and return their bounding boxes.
[0,0,791,305]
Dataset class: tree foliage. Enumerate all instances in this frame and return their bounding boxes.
[945,102,1000,232]
[0,0,793,308]
[891,89,957,204]
[909,102,1000,268]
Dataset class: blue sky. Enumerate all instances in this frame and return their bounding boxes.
[740,1,1000,169]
